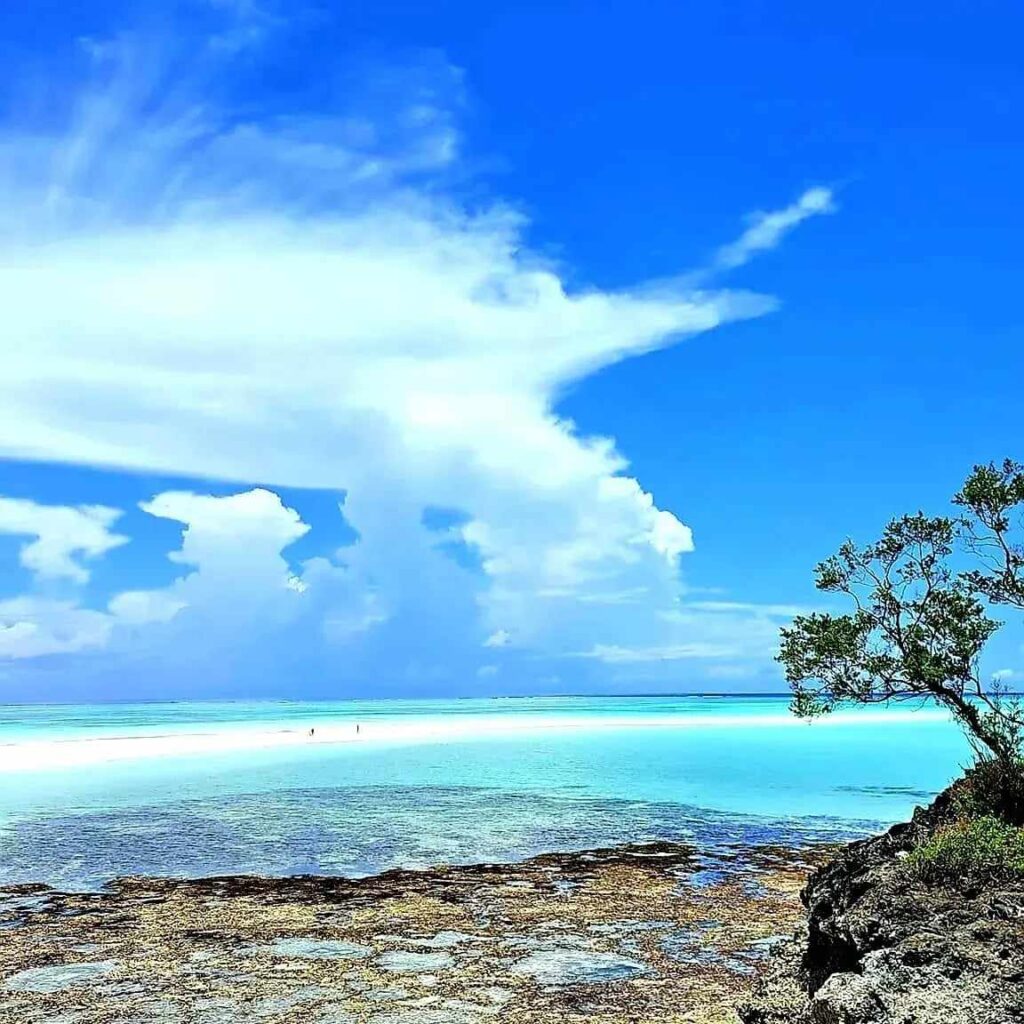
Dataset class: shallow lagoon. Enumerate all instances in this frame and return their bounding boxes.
[0,696,969,889]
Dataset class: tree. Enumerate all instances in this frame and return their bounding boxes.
[778,460,1024,764]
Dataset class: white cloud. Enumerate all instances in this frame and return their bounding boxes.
[0,490,314,665]
[107,590,185,625]
[132,489,316,631]
[714,187,835,271]
[0,497,127,583]
[141,489,309,572]
[484,629,511,648]
[665,600,812,618]
[0,487,375,696]
[321,596,388,643]
[704,664,759,681]
[575,600,809,666]
[0,598,113,658]
[0,20,836,695]
[579,642,741,663]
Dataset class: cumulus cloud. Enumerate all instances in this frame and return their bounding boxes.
[142,489,309,571]
[0,11,835,696]
[0,497,127,583]
[106,590,186,626]
[123,489,321,645]
[0,598,113,659]
[0,488,345,686]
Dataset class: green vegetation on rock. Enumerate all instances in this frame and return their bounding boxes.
[951,755,1024,825]
[908,815,1024,883]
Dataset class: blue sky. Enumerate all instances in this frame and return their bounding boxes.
[1,0,1022,701]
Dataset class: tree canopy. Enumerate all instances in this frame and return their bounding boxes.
[778,459,1024,762]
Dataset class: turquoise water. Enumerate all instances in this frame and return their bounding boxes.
[0,696,971,890]
[0,694,911,740]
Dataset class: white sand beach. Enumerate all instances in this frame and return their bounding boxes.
[0,708,951,774]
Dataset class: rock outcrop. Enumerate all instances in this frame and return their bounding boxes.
[739,791,1024,1023]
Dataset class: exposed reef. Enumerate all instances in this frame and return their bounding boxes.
[0,841,830,1023]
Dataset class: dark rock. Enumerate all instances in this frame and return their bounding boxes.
[739,791,1024,1024]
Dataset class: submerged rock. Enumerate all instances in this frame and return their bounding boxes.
[253,985,335,1014]
[257,937,372,960]
[0,892,52,929]
[403,931,476,949]
[3,960,118,993]
[588,919,675,935]
[374,951,455,972]
[509,948,650,985]
[365,1010,480,1024]
[365,984,411,1001]
[661,927,757,974]
[312,1009,359,1024]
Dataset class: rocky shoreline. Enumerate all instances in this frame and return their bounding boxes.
[739,790,1024,1024]
[11,797,1020,1024]
[0,841,833,1024]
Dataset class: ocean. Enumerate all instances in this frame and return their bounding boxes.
[0,695,970,890]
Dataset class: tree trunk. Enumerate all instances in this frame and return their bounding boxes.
[944,690,1011,762]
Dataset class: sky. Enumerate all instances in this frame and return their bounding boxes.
[0,0,1022,702]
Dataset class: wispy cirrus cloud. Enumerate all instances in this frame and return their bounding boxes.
[714,186,836,271]
[577,642,741,663]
